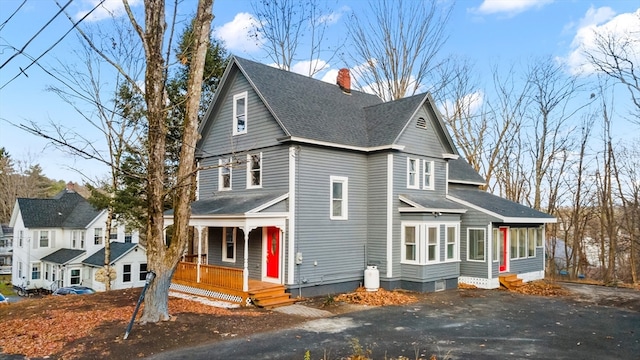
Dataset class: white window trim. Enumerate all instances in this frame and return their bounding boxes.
[246,152,263,189]
[69,268,82,285]
[38,230,51,248]
[425,225,440,263]
[467,228,486,262]
[330,176,349,220]
[407,157,419,189]
[218,158,232,191]
[401,223,420,265]
[122,264,132,283]
[527,228,537,258]
[444,223,460,262]
[232,91,248,135]
[222,227,236,262]
[18,230,24,247]
[422,160,434,190]
[94,228,103,245]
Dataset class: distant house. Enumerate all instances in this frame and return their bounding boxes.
[9,183,147,291]
[166,56,556,306]
[0,224,13,275]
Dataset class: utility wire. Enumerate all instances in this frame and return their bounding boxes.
[0,0,105,90]
[0,0,73,70]
[0,0,27,31]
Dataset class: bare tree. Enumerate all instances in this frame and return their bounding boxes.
[250,0,339,77]
[582,13,640,124]
[121,0,215,322]
[346,0,453,101]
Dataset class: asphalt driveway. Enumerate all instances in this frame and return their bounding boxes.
[147,286,639,360]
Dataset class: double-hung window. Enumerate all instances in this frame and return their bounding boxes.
[233,92,247,135]
[330,176,348,220]
[18,230,23,247]
[407,158,419,189]
[422,160,434,190]
[402,223,443,264]
[70,269,81,285]
[39,231,50,247]
[247,153,262,188]
[94,228,103,245]
[467,228,486,261]
[445,225,458,261]
[219,158,232,191]
[222,227,236,262]
[139,263,148,281]
[31,263,41,280]
[122,264,132,283]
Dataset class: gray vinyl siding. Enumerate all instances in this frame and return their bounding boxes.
[396,107,451,156]
[207,227,263,279]
[292,145,368,289]
[199,72,286,157]
[198,145,290,200]
[400,262,459,282]
[458,207,491,279]
[365,152,389,274]
[509,236,545,274]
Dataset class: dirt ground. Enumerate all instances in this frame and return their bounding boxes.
[1,281,638,360]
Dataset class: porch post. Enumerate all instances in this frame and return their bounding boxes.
[196,225,202,283]
[243,229,249,292]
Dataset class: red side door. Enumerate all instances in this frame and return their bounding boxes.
[499,227,508,272]
[266,227,279,279]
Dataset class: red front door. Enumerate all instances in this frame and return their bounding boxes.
[266,227,280,279]
[499,227,508,272]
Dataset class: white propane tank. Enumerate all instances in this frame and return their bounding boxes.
[364,265,380,291]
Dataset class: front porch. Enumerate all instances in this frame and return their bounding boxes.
[171,261,296,307]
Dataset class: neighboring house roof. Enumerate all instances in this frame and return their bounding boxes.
[166,192,288,217]
[16,190,102,228]
[41,248,86,265]
[448,188,556,223]
[199,56,458,152]
[83,242,141,267]
[448,158,485,185]
[399,194,467,214]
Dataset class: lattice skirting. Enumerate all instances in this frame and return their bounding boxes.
[170,283,244,304]
[458,276,499,289]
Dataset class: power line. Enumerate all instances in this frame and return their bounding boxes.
[0,0,73,70]
[0,0,27,31]
[0,0,106,90]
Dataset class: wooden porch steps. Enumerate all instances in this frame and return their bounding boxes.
[499,273,524,290]
[249,283,297,309]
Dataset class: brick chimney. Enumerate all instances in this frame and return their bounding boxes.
[66,181,75,192]
[336,68,351,94]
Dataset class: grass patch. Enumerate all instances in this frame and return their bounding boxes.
[0,281,15,296]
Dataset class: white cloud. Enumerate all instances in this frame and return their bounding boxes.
[473,0,554,17]
[290,60,329,77]
[316,6,350,26]
[75,0,142,22]
[321,68,339,84]
[439,91,485,119]
[564,7,640,75]
[213,13,263,54]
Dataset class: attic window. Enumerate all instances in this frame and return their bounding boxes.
[416,117,427,129]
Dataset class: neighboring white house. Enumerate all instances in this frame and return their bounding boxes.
[0,224,12,275]
[9,183,147,291]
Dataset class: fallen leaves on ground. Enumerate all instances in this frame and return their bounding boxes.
[509,280,570,296]
[335,287,418,306]
[0,293,262,359]
[458,282,478,289]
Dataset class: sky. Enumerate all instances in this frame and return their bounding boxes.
[0,0,638,185]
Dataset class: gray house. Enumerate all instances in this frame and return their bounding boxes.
[168,56,555,306]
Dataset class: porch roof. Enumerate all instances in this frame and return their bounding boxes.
[448,188,556,223]
[41,248,85,265]
[166,192,288,217]
[83,242,140,267]
[399,194,467,214]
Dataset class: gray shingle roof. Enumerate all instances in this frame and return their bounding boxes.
[41,248,86,265]
[449,188,555,221]
[400,194,467,213]
[82,242,139,267]
[234,57,384,148]
[17,190,102,228]
[448,158,485,184]
[165,192,287,216]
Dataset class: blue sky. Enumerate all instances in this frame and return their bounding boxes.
[0,0,638,184]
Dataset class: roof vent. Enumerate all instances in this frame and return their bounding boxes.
[416,117,427,129]
[336,68,351,94]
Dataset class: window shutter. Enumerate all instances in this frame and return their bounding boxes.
[32,231,38,249]
[50,231,56,248]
